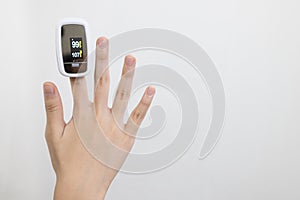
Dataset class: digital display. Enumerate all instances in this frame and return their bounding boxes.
[70,38,83,59]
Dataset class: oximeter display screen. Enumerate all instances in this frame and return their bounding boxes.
[70,38,83,59]
[61,24,87,74]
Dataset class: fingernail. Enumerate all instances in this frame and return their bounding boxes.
[98,38,108,49]
[147,87,155,97]
[43,84,55,96]
[126,56,135,68]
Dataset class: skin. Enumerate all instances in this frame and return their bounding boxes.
[43,37,155,200]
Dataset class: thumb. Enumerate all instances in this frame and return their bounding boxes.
[43,82,65,139]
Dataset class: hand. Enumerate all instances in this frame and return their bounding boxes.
[43,37,155,200]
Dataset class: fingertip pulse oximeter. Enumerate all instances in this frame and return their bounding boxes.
[56,18,89,77]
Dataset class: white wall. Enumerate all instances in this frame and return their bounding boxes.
[1,0,300,199]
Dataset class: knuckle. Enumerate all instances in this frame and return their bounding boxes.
[99,73,109,85]
[132,109,146,124]
[117,89,130,100]
[46,103,60,113]
[45,132,50,141]
[140,98,151,107]
[45,130,53,142]
[45,134,53,144]
[124,138,135,149]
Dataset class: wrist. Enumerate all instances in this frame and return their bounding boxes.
[54,177,108,200]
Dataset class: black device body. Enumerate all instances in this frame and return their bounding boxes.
[61,24,88,74]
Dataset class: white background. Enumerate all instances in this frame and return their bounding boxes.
[1,0,300,199]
